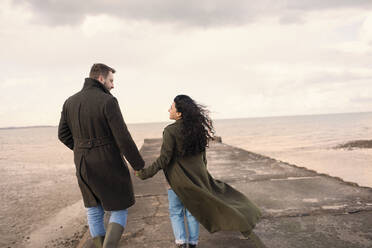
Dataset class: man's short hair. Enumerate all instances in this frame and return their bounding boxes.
[89,63,116,80]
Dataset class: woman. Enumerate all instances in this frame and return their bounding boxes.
[135,95,264,248]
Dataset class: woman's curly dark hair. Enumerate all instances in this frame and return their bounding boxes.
[174,95,215,157]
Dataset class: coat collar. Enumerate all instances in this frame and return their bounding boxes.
[82,77,112,95]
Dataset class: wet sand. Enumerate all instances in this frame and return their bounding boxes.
[0,127,86,248]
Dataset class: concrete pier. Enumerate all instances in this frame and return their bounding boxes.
[79,139,372,248]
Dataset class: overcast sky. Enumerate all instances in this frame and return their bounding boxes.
[1,0,372,127]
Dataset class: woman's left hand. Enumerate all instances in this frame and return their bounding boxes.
[134,169,146,180]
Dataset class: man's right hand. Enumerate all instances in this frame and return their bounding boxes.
[134,169,147,180]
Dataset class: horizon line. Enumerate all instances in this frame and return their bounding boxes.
[1,110,371,130]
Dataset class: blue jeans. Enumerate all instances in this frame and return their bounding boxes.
[168,189,199,245]
[86,204,128,237]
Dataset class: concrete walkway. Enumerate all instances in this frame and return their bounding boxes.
[79,139,372,248]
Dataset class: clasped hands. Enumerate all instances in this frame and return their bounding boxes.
[133,169,146,180]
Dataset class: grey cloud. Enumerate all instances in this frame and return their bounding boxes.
[12,0,372,27]
[278,12,305,25]
[13,0,268,26]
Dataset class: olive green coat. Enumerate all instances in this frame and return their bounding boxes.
[137,119,262,234]
[58,78,144,210]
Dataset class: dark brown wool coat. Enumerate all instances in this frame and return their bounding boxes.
[58,78,144,210]
[137,119,262,234]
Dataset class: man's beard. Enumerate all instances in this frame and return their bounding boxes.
[103,82,111,91]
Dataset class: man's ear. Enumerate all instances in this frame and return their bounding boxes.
[98,75,104,84]
[176,112,182,118]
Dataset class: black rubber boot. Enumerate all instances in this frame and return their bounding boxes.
[92,235,105,248]
[176,244,187,248]
[103,222,124,248]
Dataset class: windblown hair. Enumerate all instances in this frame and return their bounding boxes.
[174,95,215,157]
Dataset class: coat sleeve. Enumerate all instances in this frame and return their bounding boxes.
[137,127,175,180]
[136,162,161,180]
[152,127,176,170]
[104,97,145,171]
[58,102,74,150]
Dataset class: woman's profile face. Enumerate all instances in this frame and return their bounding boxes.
[168,102,182,120]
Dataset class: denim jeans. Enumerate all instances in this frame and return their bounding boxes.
[168,189,199,245]
[86,204,128,237]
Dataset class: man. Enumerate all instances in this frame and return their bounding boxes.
[58,63,144,248]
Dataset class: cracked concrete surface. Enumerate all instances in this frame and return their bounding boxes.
[79,139,372,248]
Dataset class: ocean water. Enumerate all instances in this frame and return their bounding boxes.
[212,112,372,188]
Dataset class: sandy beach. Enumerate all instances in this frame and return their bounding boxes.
[0,127,86,248]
